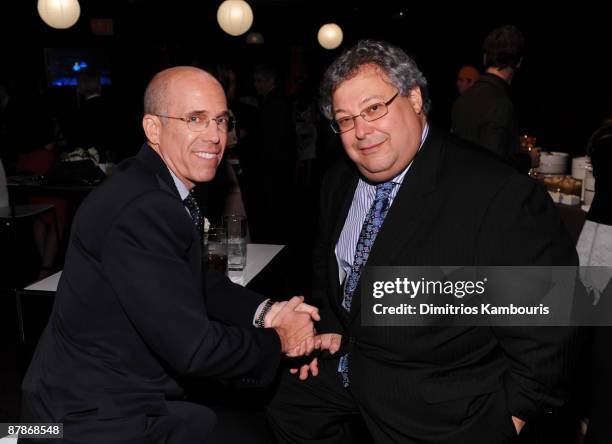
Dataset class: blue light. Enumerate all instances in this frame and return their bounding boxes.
[72,61,89,72]
[52,77,78,87]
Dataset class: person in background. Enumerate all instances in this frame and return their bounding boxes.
[576,116,612,444]
[292,76,318,188]
[0,78,21,170]
[456,65,480,94]
[62,72,117,163]
[451,25,524,164]
[21,66,320,443]
[14,97,66,278]
[241,64,295,244]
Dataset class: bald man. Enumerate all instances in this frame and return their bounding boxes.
[21,67,319,443]
[456,65,480,94]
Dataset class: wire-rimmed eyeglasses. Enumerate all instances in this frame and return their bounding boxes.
[330,91,399,134]
[154,112,235,133]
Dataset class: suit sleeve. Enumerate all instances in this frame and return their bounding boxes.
[101,191,281,383]
[312,170,345,335]
[204,269,267,327]
[477,175,579,421]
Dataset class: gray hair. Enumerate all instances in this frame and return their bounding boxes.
[320,39,431,120]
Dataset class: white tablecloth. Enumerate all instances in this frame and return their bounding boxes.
[24,244,284,292]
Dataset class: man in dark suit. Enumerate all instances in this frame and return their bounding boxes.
[61,72,117,161]
[241,64,295,244]
[451,25,524,164]
[21,66,319,443]
[267,40,578,443]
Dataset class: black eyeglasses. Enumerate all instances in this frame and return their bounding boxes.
[155,112,235,133]
[331,91,399,134]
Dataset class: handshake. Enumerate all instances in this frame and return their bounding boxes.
[264,296,342,380]
[264,296,337,357]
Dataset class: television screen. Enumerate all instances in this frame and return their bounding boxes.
[44,48,112,87]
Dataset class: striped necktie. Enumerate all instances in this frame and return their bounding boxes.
[338,180,396,387]
[341,181,396,311]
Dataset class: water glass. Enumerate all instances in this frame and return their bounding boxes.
[204,227,227,274]
[223,215,247,271]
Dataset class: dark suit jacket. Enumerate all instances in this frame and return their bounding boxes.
[313,127,578,442]
[451,73,519,161]
[22,144,281,440]
[241,88,295,244]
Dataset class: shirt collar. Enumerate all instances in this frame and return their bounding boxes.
[167,168,190,200]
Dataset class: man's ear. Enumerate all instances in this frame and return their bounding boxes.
[143,114,161,147]
[408,87,423,115]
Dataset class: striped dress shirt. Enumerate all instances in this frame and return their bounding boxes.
[335,124,429,285]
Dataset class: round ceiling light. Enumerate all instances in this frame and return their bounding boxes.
[37,0,81,29]
[217,0,254,37]
[317,23,343,50]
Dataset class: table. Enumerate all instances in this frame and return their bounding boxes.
[227,244,284,286]
[7,175,98,196]
[24,244,285,292]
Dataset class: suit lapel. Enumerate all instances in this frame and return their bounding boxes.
[327,164,359,320]
[136,143,203,283]
[348,128,445,322]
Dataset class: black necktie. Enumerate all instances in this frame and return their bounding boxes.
[183,192,203,240]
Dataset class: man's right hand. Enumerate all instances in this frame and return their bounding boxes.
[290,333,342,380]
[269,296,316,357]
[264,298,320,328]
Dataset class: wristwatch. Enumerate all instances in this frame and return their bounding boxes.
[254,299,274,328]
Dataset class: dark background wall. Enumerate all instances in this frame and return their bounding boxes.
[1,0,611,157]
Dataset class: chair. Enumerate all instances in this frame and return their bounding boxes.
[0,202,59,288]
[1,201,59,373]
[1,157,61,284]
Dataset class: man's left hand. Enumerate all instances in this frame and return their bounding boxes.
[289,333,342,380]
[290,357,319,380]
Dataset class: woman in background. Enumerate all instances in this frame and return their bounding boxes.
[15,107,66,278]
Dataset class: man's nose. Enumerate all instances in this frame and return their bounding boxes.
[201,123,221,144]
[353,116,373,139]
